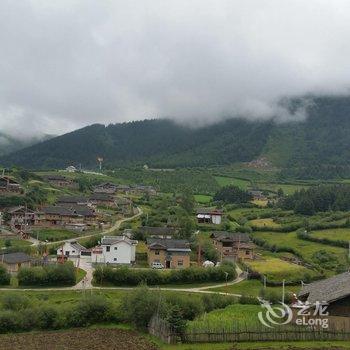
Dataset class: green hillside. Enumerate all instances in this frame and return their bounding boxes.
[2,96,350,179]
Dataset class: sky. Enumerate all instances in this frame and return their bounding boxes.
[1,0,350,137]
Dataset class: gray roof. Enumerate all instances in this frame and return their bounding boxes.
[101,235,137,246]
[6,206,35,214]
[0,252,31,264]
[70,205,96,217]
[44,175,68,181]
[196,208,223,215]
[298,272,350,304]
[57,196,88,204]
[147,238,191,252]
[69,241,86,251]
[90,193,114,201]
[41,206,78,216]
[210,231,250,243]
[139,226,175,236]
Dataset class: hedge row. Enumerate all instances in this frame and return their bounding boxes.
[93,265,236,286]
[297,230,348,248]
[17,263,76,286]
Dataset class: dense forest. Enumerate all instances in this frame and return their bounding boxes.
[2,96,350,180]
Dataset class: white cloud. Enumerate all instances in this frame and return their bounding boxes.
[0,0,350,135]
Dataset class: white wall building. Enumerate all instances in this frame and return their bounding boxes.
[91,235,137,265]
[57,241,86,258]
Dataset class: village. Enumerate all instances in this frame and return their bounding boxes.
[1,167,350,349]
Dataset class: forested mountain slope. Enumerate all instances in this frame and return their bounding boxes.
[2,96,350,176]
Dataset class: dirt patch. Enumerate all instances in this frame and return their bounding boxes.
[0,328,159,350]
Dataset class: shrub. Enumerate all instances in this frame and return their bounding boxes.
[0,310,19,333]
[1,294,30,311]
[0,265,10,285]
[238,295,260,305]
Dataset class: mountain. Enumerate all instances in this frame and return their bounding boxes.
[2,96,350,178]
[0,133,55,157]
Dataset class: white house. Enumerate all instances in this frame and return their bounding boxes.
[91,235,138,265]
[196,209,223,225]
[57,241,86,258]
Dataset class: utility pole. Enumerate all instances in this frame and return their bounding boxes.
[282,279,285,304]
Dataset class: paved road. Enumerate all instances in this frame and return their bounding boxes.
[28,207,143,246]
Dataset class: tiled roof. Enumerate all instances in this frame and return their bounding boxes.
[298,272,350,304]
[147,238,191,252]
[210,231,250,243]
[0,252,31,264]
[139,226,175,235]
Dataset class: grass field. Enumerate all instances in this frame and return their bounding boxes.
[245,256,315,282]
[31,228,79,242]
[0,238,32,249]
[208,279,298,297]
[312,228,350,242]
[251,231,347,265]
[162,340,350,349]
[194,194,213,204]
[256,183,310,195]
[215,176,250,189]
[249,218,281,228]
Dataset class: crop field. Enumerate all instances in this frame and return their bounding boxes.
[187,304,262,332]
[0,328,158,350]
[249,218,281,228]
[208,279,298,297]
[0,238,32,249]
[194,194,213,204]
[256,183,310,195]
[215,176,250,189]
[251,231,347,264]
[245,256,315,282]
[32,228,79,242]
[311,228,350,242]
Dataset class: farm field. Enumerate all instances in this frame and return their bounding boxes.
[187,304,262,331]
[0,238,32,249]
[0,328,157,350]
[257,183,310,195]
[215,176,250,189]
[251,231,347,265]
[249,218,281,228]
[208,279,298,297]
[311,228,350,242]
[194,194,213,204]
[245,256,316,282]
[31,228,80,242]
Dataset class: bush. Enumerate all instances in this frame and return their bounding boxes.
[93,265,236,286]
[1,294,30,311]
[67,295,113,327]
[0,265,10,285]
[18,262,76,286]
[0,310,20,333]
[238,295,260,305]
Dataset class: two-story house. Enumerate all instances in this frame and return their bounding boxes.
[147,238,191,269]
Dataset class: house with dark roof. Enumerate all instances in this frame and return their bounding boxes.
[93,182,117,194]
[139,226,175,239]
[196,208,223,225]
[210,231,255,261]
[43,175,78,189]
[5,206,36,230]
[91,235,138,264]
[0,176,23,195]
[147,238,191,269]
[89,193,116,207]
[297,272,350,317]
[0,252,31,273]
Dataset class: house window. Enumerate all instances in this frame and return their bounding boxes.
[155,250,160,255]
[178,260,183,266]
[72,250,75,253]
[113,258,117,261]
[106,246,110,252]
[245,250,250,255]
[114,247,118,250]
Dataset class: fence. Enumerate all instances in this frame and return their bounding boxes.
[149,315,350,344]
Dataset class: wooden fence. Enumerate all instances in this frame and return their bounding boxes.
[149,315,350,344]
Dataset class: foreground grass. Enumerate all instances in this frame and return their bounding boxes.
[161,341,350,349]
[208,279,298,297]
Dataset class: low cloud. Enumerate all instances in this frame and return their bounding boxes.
[1,0,350,136]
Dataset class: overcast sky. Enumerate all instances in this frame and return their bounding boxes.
[1,0,350,137]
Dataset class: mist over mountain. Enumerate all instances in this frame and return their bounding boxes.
[1,96,350,179]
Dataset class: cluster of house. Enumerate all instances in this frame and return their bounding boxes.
[55,227,255,269]
[93,182,157,196]
[2,193,134,234]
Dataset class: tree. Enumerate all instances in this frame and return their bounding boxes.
[214,185,252,204]
[294,198,315,216]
